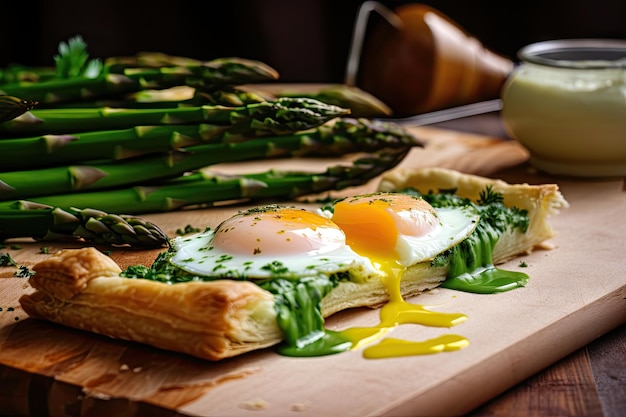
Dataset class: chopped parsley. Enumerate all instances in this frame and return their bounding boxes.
[261,261,290,275]
[0,253,17,267]
[176,224,202,235]
[14,265,34,278]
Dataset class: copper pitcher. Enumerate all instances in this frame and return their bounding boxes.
[346,2,514,116]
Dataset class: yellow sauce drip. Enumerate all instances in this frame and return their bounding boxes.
[339,260,470,358]
[363,335,470,359]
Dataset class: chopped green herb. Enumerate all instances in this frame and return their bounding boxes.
[477,185,504,205]
[176,224,202,235]
[261,261,290,276]
[54,35,103,79]
[14,265,34,278]
[0,253,17,267]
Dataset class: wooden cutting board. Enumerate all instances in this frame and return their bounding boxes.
[0,127,624,417]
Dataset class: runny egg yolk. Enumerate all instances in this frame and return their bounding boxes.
[213,207,345,256]
[332,193,440,260]
[332,193,469,358]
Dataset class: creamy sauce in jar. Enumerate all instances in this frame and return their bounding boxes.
[501,39,626,177]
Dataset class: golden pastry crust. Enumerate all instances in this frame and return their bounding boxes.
[19,168,567,360]
[28,247,122,299]
[20,248,281,360]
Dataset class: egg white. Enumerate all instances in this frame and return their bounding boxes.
[169,197,479,282]
[393,206,479,266]
[169,221,384,281]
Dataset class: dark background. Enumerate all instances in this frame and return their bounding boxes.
[2,0,625,83]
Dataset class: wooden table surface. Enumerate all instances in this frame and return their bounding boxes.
[434,114,626,417]
[467,324,625,417]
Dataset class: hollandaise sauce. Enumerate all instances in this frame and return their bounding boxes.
[338,260,469,358]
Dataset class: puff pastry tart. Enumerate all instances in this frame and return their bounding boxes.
[20,168,568,360]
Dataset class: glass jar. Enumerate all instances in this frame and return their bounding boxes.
[501,39,626,177]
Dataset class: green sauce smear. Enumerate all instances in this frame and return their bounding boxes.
[121,261,354,357]
[420,186,530,294]
[257,276,353,356]
[440,223,529,293]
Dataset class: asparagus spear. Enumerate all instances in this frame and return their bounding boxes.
[115,57,279,90]
[0,147,411,214]
[0,97,349,137]
[0,65,57,84]
[0,118,421,199]
[0,202,168,247]
[0,137,312,199]
[0,117,419,171]
[0,57,279,105]
[104,51,204,68]
[0,124,231,171]
[190,86,271,107]
[44,85,272,110]
[271,84,393,118]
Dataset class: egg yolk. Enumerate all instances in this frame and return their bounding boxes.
[332,193,440,259]
[212,207,346,256]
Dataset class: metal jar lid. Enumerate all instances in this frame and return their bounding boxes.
[518,39,626,69]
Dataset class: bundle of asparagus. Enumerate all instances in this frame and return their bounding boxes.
[0,36,423,248]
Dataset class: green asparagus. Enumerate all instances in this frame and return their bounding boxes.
[0,65,57,85]
[77,85,270,109]
[104,51,204,68]
[0,117,421,171]
[0,118,421,200]
[47,85,270,110]
[0,97,349,137]
[0,147,411,214]
[0,124,231,171]
[0,202,168,247]
[0,57,279,105]
[272,84,393,118]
